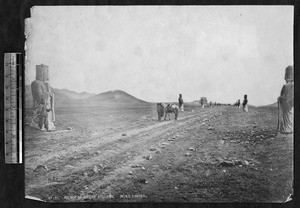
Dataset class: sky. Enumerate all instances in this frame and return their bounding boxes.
[25,6,293,106]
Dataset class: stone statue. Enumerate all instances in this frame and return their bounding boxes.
[30,64,55,131]
[277,65,294,134]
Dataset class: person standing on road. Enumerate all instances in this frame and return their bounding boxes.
[237,99,241,109]
[242,95,248,112]
[178,94,184,111]
[200,98,204,109]
[277,65,294,134]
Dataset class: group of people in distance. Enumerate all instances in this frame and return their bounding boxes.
[234,95,248,112]
[176,65,293,135]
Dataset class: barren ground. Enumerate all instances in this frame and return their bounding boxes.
[24,105,293,202]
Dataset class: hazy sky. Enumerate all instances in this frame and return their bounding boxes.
[25,6,293,105]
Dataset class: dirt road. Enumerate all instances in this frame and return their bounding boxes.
[25,105,293,202]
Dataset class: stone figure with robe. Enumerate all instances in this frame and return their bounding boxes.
[30,64,55,131]
[277,65,294,134]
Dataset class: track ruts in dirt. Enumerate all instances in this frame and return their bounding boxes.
[25,106,293,203]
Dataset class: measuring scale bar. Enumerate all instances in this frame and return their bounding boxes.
[4,53,23,164]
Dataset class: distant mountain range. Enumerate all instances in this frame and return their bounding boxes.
[85,90,148,104]
[25,86,149,108]
[52,88,95,100]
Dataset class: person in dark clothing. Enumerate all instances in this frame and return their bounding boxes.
[237,99,241,108]
[242,95,248,112]
[178,94,184,111]
[200,98,204,109]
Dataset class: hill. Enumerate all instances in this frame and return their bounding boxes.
[52,88,95,100]
[25,87,150,108]
[25,85,95,108]
[85,90,148,104]
[259,102,277,108]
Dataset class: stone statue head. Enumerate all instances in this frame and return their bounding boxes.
[36,64,49,82]
[285,65,294,82]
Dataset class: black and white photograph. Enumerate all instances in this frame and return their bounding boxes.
[24,6,294,202]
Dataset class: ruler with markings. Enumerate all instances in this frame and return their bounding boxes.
[4,53,22,164]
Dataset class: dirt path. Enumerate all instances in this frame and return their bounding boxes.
[25,105,293,203]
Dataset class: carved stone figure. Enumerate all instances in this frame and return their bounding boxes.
[277,65,293,134]
[30,64,55,131]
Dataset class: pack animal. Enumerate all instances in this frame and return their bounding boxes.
[157,103,179,121]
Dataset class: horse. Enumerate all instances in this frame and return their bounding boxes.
[157,103,179,121]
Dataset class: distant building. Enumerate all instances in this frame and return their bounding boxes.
[200,97,208,104]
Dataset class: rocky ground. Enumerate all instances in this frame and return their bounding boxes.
[24,104,293,203]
